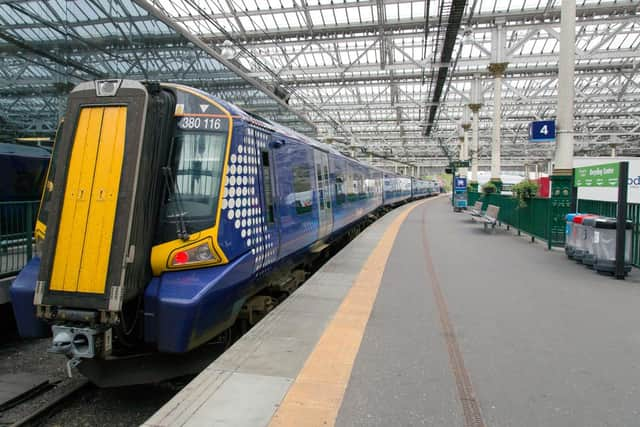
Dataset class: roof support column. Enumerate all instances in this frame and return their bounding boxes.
[553,0,576,175]
[459,107,471,179]
[468,75,483,192]
[549,0,577,248]
[488,19,507,192]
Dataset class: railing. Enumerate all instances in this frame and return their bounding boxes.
[468,191,481,207]
[577,199,640,267]
[467,193,640,267]
[0,200,39,279]
[467,192,562,248]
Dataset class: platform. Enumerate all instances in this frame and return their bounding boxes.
[145,196,640,427]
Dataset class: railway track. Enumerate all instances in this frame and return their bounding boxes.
[7,379,89,427]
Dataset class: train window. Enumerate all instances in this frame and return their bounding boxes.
[335,175,345,205]
[157,129,227,240]
[316,161,324,211]
[293,166,312,215]
[261,151,274,223]
[346,166,356,202]
[355,174,365,199]
[323,164,330,209]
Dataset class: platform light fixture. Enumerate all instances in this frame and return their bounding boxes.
[220,40,238,60]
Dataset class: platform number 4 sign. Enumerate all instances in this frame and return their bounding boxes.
[529,120,556,142]
[540,124,550,136]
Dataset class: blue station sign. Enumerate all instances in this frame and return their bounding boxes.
[454,177,467,191]
[529,120,556,142]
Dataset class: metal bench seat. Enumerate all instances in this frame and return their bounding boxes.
[468,201,483,217]
[480,204,500,232]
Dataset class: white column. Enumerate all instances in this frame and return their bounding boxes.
[491,74,502,180]
[488,20,507,183]
[459,107,471,179]
[470,107,480,182]
[469,73,483,184]
[553,0,576,174]
[463,132,469,163]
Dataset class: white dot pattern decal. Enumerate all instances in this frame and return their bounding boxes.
[222,127,277,271]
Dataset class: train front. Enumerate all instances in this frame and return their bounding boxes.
[11,80,235,366]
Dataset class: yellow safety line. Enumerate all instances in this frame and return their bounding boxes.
[269,198,432,427]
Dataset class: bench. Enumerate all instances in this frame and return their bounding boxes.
[480,204,500,232]
[468,201,483,218]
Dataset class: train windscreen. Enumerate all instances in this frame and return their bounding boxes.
[156,129,227,242]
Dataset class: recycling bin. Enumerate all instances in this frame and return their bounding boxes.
[572,214,595,262]
[593,218,633,274]
[581,216,599,268]
[565,213,579,258]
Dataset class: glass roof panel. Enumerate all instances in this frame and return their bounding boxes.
[1,0,639,161]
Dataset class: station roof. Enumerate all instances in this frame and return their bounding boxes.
[0,0,639,169]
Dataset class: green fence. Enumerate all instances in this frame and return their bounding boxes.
[0,200,39,278]
[577,199,640,267]
[468,191,481,207]
[468,192,640,264]
[466,192,561,247]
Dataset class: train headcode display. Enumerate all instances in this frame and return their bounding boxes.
[174,88,230,133]
[177,116,227,132]
[529,120,556,142]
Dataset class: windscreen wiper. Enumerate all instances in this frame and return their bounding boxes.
[161,166,190,241]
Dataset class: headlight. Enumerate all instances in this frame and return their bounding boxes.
[95,79,122,97]
[170,242,219,267]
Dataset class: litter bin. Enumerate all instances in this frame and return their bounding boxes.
[572,214,595,262]
[593,218,633,275]
[581,216,599,268]
[565,213,579,258]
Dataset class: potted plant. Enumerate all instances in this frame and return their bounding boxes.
[482,182,497,195]
[511,179,538,207]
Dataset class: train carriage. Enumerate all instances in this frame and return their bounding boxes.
[11,80,432,380]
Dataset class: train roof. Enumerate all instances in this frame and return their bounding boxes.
[171,84,351,159]
[0,142,51,158]
[72,80,417,181]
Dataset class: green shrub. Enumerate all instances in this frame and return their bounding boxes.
[512,179,538,207]
[481,182,497,194]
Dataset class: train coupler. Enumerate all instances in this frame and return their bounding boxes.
[49,325,113,362]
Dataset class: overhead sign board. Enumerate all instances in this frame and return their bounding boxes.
[574,162,620,187]
[529,120,556,142]
[450,160,469,168]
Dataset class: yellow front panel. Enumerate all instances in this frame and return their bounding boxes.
[49,106,127,294]
[77,107,127,293]
[50,108,102,292]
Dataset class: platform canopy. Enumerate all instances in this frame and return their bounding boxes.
[0,0,639,170]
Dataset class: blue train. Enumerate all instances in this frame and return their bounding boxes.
[0,142,51,202]
[11,80,438,378]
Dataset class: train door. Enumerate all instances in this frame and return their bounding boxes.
[48,106,127,296]
[254,129,280,271]
[314,150,333,239]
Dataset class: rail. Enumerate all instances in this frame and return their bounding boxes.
[0,200,39,279]
[468,192,640,266]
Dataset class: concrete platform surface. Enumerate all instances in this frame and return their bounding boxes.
[338,197,640,427]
